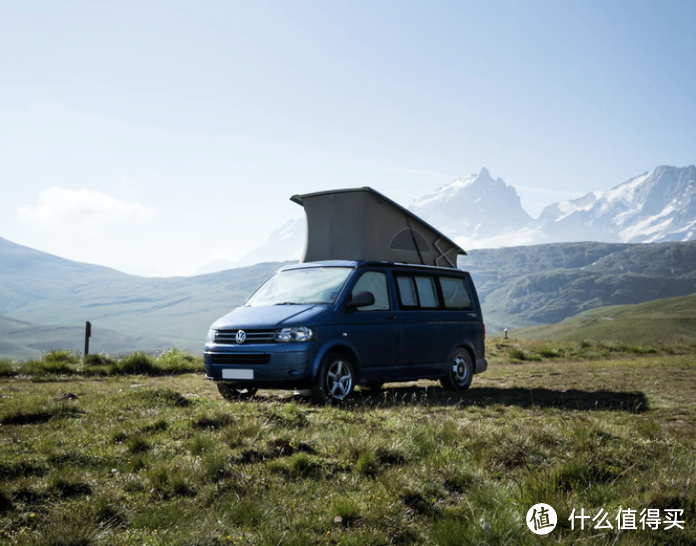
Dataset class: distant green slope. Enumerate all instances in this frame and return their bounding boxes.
[0,236,131,314]
[7,261,287,345]
[465,241,696,330]
[511,293,696,344]
[0,315,171,360]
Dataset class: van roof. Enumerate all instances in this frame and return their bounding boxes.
[280,260,470,274]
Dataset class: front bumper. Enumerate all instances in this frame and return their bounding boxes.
[203,343,315,388]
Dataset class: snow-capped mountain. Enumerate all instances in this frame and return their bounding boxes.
[411,168,532,239]
[539,165,696,243]
[196,165,696,273]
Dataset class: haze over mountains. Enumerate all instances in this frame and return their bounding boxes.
[197,164,696,273]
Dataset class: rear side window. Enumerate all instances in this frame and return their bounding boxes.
[414,277,438,308]
[396,277,418,306]
[439,277,473,309]
[396,275,440,309]
[351,271,390,311]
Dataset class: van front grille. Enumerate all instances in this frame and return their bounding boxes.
[215,329,276,344]
[210,353,271,365]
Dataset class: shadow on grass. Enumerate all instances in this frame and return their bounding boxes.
[0,405,84,426]
[342,385,649,412]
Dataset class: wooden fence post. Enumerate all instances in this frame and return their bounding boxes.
[85,321,91,357]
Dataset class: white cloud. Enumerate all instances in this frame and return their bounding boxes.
[17,187,154,231]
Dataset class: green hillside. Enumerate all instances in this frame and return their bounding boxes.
[511,292,696,344]
[6,262,286,346]
[466,241,696,329]
[0,316,175,360]
[0,236,130,314]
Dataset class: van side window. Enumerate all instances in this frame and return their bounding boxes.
[396,277,418,307]
[439,277,472,309]
[396,275,440,309]
[351,271,390,311]
[414,276,438,308]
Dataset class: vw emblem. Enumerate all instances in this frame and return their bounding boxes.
[235,330,246,344]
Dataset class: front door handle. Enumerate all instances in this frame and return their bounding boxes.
[387,314,397,321]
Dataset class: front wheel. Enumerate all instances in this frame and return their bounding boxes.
[312,353,356,403]
[217,383,258,401]
[440,349,474,392]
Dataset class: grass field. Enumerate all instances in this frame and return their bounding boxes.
[0,348,694,545]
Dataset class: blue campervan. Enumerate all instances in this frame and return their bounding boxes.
[204,259,487,403]
[204,187,486,403]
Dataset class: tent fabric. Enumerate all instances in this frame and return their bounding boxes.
[291,187,466,268]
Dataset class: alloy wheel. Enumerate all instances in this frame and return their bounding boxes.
[452,354,471,387]
[326,359,353,400]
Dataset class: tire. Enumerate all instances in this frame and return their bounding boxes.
[440,348,474,392]
[312,353,356,403]
[217,382,258,401]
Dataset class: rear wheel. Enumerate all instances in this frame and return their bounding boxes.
[217,383,258,401]
[312,353,356,403]
[440,349,473,392]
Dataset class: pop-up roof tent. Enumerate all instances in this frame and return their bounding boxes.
[290,187,466,268]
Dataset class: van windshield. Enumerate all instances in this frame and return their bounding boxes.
[245,267,353,307]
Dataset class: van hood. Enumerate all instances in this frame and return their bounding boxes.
[212,304,333,330]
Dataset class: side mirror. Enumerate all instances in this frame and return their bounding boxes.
[347,291,375,309]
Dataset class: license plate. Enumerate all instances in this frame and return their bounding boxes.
[222,369,254,380]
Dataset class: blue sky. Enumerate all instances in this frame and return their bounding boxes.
[1,0,695,275]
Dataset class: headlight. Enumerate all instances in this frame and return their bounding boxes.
[206,328,217,343]
[274,327,314,343]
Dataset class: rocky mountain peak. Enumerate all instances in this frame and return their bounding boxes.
[410,168,532,239]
